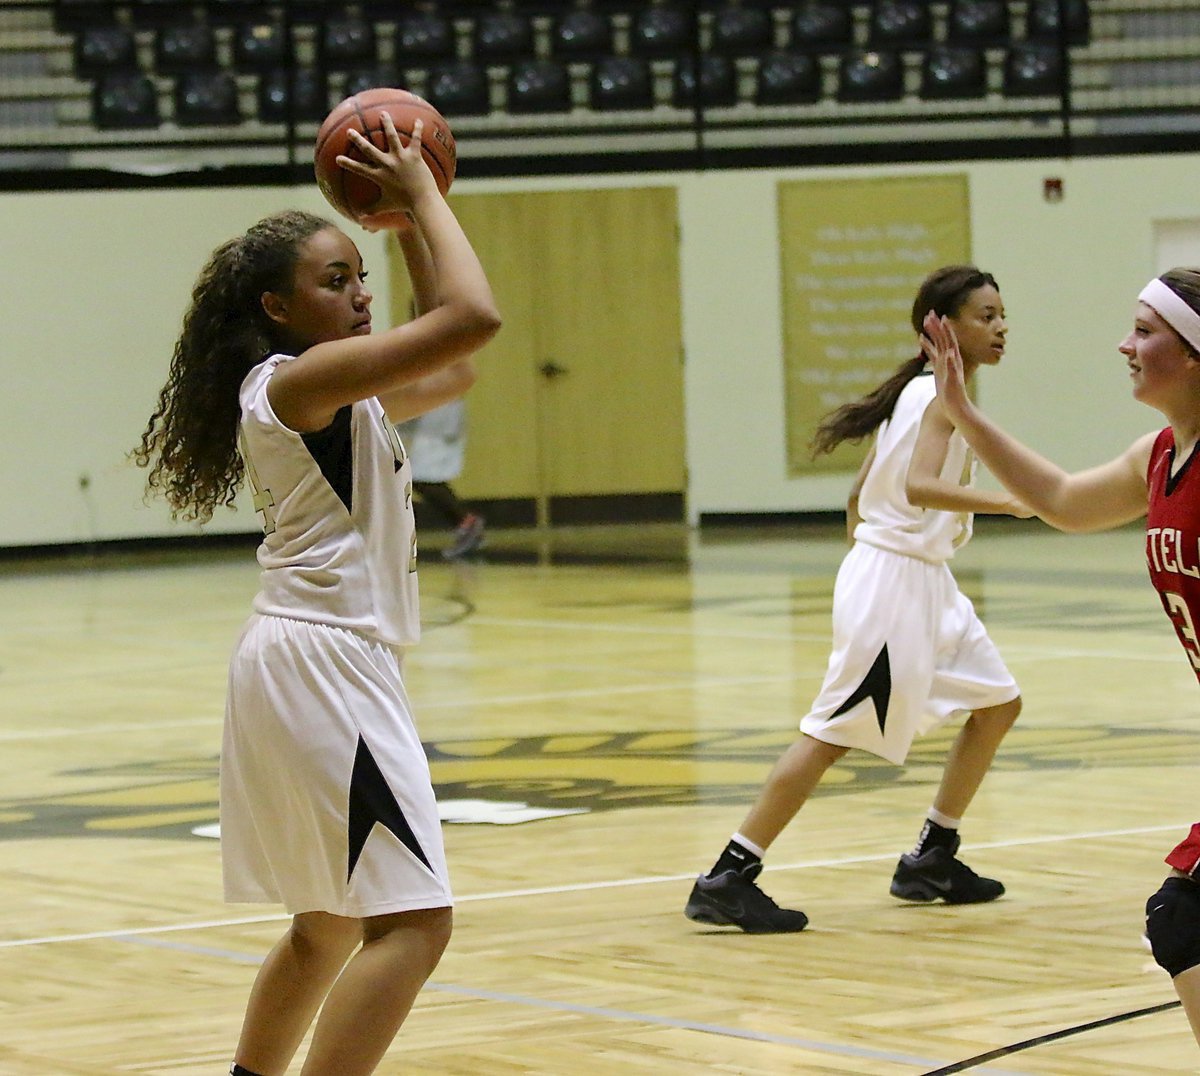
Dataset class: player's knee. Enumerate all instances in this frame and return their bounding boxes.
[366,905,453,969]
[974,695,1021,728]
[1146,876,1200,978]
[1000,694,1022,723]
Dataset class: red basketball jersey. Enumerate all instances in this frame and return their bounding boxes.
[1148,428,1200,870]
[1146,426,1200,685]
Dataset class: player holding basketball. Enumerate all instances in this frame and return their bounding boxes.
[922,267,1200,1047]
[686,266,1029,933]
[134,114,499,1075]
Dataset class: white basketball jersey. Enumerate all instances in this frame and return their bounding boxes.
[237,355,421,647]
[852,371,975,564]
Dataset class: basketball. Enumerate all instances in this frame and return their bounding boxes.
[314,88,457,225]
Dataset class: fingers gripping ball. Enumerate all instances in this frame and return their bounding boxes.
[1145,876,1200,978]
[314,88,456,225]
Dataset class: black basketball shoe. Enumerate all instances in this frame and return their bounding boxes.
[684,863,809,934]
[889,834,1004,904]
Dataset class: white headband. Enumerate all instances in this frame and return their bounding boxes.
[1139,277,1200,352]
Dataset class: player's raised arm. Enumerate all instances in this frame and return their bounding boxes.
[923,311,1148,532]
[267,112,499,432]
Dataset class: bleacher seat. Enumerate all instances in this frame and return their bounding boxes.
[1025,0,1090,46]
[507,59,572,113]
[73,25,137,77]
[921,45,986,99]
[395,11,456,62]
[267,0,323,17]
[174,71,241,125]
[552,9,612,59]
[155,23,218,75]
[320,15,377,68]
[342,64,403,97]
[426,60,492,116]
[838,49,903,101]
[55,0,115,33]
[257,67,328,123]
[92,71,160,128]
[206,2,275,28]
[870,0,931,48]
[590,55,654,111]
[708,4,772,56]
[755,50,820,105]
[946,0,1010,46]
[673,54,738,109]
[429,0,492,10]
[629,3,694,58]
[1003,42,1062,95]
[789,2,853,51]
[232,20,286,72]
[130,0,191,28]
[473,10,535,64]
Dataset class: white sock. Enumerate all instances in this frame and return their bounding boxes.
[732,832,766,859]
[927,807,961,830]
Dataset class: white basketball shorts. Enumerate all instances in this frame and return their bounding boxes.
[799,542,1019,765]
[221,614,452,916]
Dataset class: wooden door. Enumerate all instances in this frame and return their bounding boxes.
[526,186,685,500]
[389,190,542,500]
[394,187,686,520]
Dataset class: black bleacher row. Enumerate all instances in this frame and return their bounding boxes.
[67,0,1090,128]
[66,1,1093,64]
[91,43,1066,129]
[60,0,1093,44]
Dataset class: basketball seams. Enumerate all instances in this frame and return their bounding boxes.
[359,115,451,192]
[315,89,455,218]
[340,99,372,215]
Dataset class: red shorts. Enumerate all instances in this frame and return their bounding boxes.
[1166,822,1200,875]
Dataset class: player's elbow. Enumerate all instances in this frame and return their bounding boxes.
[462,302,502,350]
[904,478,934,509]
[1038,491,1121,534]
[1044,513,1108,535]
[439,305,501,361]
[1044,516,1084,534]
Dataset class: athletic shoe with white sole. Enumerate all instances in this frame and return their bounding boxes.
[685,863,809,934]
[889,835,1004,904]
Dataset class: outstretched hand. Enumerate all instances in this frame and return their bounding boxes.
[921,312,1035,521]
[921,310,975,427]
[336,112,438,233]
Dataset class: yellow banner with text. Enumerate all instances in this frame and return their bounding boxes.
[780,174,971,476]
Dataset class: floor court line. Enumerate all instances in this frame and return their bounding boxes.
[424,985,1031,1076]
[112,935,1030,1076]
[468,616,1189,666]
[919,1000,1183,1075]
[0,821,1189,950]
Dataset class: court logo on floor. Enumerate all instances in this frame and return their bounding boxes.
[2,724,1198,839]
